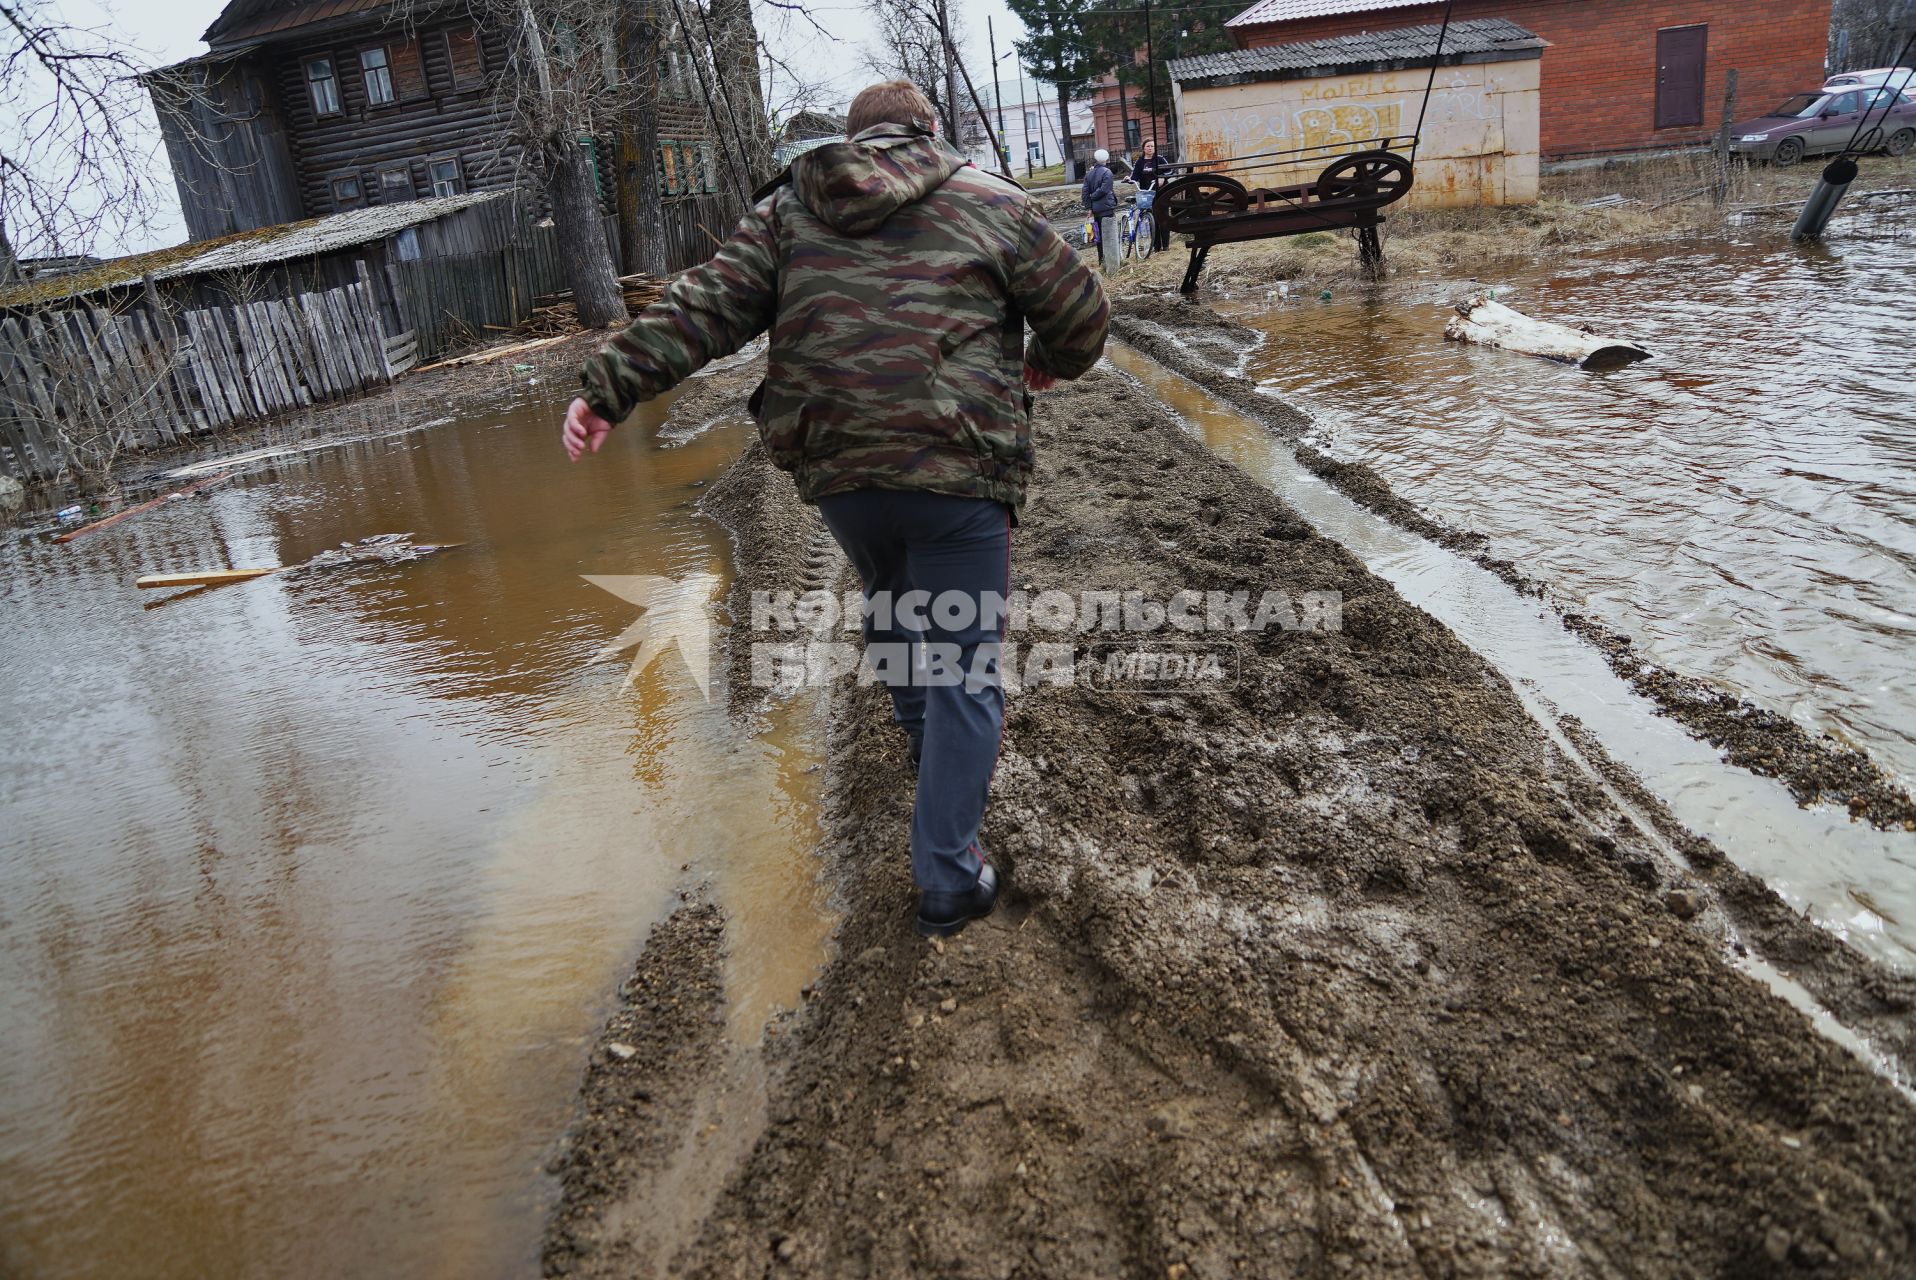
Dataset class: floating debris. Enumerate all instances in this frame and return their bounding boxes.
[1444,292,1651,371]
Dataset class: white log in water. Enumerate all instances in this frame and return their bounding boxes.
[1443,293,1651,371]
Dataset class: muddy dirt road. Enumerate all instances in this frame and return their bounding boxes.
[544,356,1916,1278]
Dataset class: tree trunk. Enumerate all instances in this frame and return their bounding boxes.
[548,140,627,328]
[708,0,773,191]
[617,2,667,273]
[0,219,18,285]
[1443,293,1651,371]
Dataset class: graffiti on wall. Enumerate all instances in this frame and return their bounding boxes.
[1190,72,1502,164]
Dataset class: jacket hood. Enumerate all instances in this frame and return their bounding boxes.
[791,126,965,235]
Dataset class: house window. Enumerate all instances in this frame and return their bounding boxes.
[379,166,415,203]
[361,47,394,106]
[388,38,427,100]
[306,58,340,115]
[427,158,464,197]
[659,139,681,194]
[1024,110,1037,131]
[1124,117,1141,149]
[394,226,422,261]
[330,174,364,209]
[1029,141,1043,163]
[696,142,716,193]
[1654,24,1707,129]
[445,24,483,85]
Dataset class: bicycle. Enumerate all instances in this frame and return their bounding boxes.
[1119,194,1155,262]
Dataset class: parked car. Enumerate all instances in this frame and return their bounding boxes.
[1730,86,1916,164]
[1823,67,1914,90]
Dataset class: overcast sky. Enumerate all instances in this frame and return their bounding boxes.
[52,0,1038,254]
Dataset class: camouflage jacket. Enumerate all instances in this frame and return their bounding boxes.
[579,126,1108,513]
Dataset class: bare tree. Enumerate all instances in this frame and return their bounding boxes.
[867,0,987,152]
[1829,0,1914,72]
[0,0,167,264]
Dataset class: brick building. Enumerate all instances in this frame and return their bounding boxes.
[1086,72,1174,160]
[1220,0,1833,160]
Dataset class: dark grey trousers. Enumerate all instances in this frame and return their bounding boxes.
[817,489,1010,895]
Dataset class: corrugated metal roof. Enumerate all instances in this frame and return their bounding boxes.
[0,192,505,308]
[159,192,503,276]
[1169,17,1544,88]
[1225,0,1430,30]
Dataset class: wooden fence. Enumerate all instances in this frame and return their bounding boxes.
[390,197,738,361]
[0,279,399,483]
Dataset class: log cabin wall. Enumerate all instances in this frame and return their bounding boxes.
[148,62,305,240]
[262,18,521,220]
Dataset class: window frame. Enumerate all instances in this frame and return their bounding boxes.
[329,172,365,209]
[305,57,341,116]
[426,156,464,197]
[360,46,395,107]
[443,23,484,87]
[378,164,415,203]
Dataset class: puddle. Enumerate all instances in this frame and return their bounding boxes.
[1107,341,1916,971]
[1217,229,1916,783]
[0,391,834,1277]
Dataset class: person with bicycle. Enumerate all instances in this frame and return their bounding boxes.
[1132,138,1171,253]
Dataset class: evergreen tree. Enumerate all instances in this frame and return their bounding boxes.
[1007,0,1103,172]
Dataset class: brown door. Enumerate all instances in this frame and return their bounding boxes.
[1656,25,1708,128]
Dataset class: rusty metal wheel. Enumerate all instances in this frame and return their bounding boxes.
[1315,150,1414,205]
[1158,174,1249,232]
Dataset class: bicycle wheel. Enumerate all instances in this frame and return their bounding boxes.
[1137,210,1154,260]
[1122,214,1138,261]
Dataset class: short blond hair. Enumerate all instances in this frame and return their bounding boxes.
[847,80,936,135]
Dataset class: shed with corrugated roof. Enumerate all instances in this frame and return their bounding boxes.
[1167,17,1546,207]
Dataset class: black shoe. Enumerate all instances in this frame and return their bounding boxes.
[916,863,999,938]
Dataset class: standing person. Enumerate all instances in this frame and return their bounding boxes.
[1132,137,1172,253]
[561,80,1109,938]
[1080,148,1117,258]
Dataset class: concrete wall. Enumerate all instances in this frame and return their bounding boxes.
[1174,57,1540,208]
[1230,0,1831,160]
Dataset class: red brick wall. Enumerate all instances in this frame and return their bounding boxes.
[1231,0,1830,158]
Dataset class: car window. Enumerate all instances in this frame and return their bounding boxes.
[1773,94,1827,117]
[1832,92,1861,113]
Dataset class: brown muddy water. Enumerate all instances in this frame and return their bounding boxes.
[1220,224,1916,785]
[0,380,833,1278]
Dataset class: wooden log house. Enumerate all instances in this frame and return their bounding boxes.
[146,0,734,245]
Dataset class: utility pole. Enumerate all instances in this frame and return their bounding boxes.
[1142,0,1160,152]
[989,17,1010,174]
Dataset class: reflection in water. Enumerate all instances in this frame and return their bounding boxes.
[0,386,833,1278]
[1224,226,1916,780]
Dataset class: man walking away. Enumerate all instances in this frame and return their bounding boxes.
[1080,148,1117,260]
[561,80,1109,937]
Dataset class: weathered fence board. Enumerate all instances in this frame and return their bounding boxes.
[0,280,395,482]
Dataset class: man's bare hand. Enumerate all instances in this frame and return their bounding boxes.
[563,397,614,462]
[1023,363,1058,393]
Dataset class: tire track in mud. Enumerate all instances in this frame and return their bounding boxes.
[1109,295,1916,832]
[549,359,1916,1278]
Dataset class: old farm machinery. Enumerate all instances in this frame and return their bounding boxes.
[1157,141,1416,294]
[1156,0,1458,294]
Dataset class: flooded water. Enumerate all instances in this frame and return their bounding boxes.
[1110,342,1916,985]
[1219,223,1916,783]
[0,382,834,1278]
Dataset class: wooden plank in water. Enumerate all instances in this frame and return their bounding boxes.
[136,566,282,590]
[54,470,239,543]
